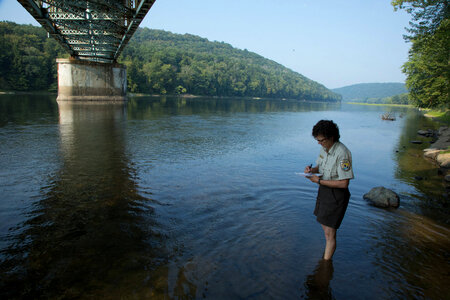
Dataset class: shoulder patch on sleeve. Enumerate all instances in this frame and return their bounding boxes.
[340,159,351,171]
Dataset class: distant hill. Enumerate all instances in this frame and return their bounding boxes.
[332,83,407,102]
[120,28,341,101]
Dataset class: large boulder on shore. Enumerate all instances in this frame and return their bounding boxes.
[436,152,450,168]
[363,187,400,208]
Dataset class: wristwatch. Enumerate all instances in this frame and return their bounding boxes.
[318,178,321,185]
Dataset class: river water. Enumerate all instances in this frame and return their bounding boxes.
[0,94,449,299]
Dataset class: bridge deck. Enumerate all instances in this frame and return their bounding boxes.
[18,0,155,63]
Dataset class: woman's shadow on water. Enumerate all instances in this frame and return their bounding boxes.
[303,259,335,300]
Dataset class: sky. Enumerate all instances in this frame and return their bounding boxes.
[0,0,412,89]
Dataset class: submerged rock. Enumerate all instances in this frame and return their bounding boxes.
[417,130,428,135]
[363,187,400,208]
[417,129,435,137]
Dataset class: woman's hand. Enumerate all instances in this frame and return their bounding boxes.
[308,175,320,184]
[305,165,318,174]
[304,165,312,173]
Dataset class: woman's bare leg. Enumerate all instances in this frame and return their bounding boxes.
[321,224,336,260]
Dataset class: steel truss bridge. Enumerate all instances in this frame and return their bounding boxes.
[18,0,156,63]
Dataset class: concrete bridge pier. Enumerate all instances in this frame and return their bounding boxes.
[56,58,127,102]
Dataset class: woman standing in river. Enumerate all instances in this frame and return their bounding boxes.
[304,120,354,260]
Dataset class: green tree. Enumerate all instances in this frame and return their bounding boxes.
[119,27,342,101]
[0,21,66,91]
[1,21,342,101]
[392,0,450,108]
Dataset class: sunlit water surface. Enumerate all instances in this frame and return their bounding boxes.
[0,95,448,299]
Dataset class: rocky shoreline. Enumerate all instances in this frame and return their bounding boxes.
[421,126,450,181]
[366,126,450,209]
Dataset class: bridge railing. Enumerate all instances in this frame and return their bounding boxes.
[18,0,156,63]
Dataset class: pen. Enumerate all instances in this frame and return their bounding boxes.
[309,164,312,172]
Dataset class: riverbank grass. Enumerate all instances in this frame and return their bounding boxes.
[423,110,450,124]
[347,102,414,108]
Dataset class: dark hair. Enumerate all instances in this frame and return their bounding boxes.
[312,120,340,142]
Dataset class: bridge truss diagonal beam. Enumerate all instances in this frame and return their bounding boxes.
[17,0,156,63]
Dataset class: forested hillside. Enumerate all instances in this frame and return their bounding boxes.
[0,22,341,102]
[0,22,68,91]
[120,28,341,101]
[332,83,408,103]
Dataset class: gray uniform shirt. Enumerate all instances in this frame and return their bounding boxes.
[316,141,354,181]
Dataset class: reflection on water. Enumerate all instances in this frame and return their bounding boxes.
[394,109,449,224]
[303,259,335,299]
[0,102,169,298]
[366,209,450,299]
[126,96,341,119]
[0,95,449,299]
[0,94,58,126]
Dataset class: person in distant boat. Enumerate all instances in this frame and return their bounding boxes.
[304,120,354,260]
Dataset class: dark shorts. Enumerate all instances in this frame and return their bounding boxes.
[314,185,350,229]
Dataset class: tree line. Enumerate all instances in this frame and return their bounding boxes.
[0,21,68,92]
[392,0,449,109]
[119,28,341,101]
[348,93,410,105]
[0,22,341,102]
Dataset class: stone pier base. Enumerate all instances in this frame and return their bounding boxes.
[56,58,127,102]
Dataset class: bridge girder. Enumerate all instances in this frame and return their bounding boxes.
[18,0,156,63]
